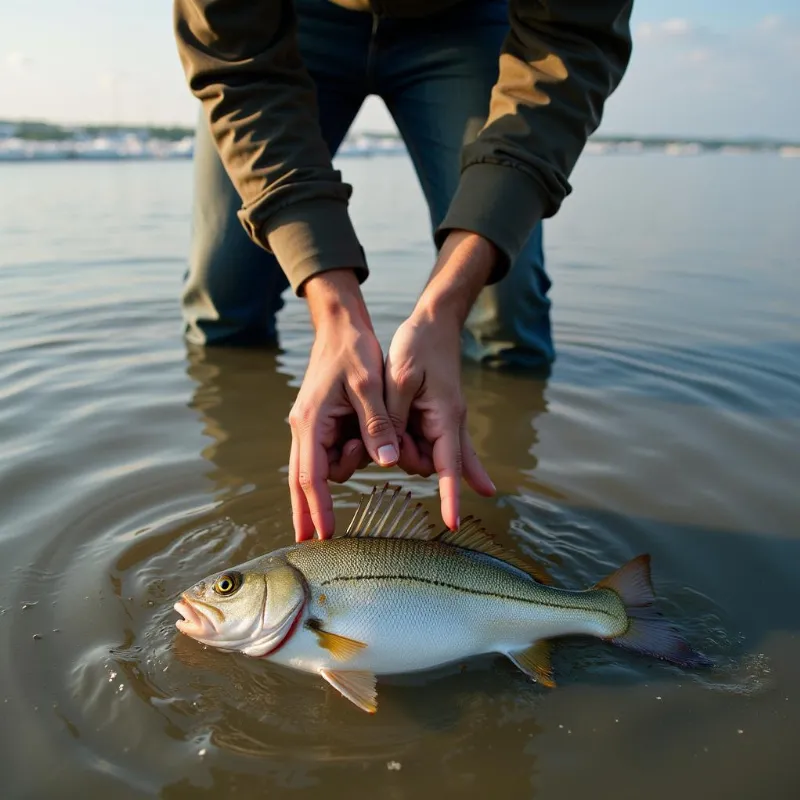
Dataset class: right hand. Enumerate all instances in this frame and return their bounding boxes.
[288,270,400,542]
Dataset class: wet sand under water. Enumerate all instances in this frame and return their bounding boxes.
[0,154,798,799]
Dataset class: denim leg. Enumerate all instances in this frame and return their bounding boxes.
[182,0,372,347]
[183,113,288,347]
[376,0,554,371]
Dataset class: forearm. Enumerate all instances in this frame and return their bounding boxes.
[173,0,367,294]
[414,231,497,329]
[304,270,374,335]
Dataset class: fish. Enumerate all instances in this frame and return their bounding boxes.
[174,484,713,713]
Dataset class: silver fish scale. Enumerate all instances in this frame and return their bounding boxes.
[285,536,617,619]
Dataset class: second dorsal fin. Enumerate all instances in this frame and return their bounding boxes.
[342,484,436,540]
[340,484,552,584]
[432,517,553,585]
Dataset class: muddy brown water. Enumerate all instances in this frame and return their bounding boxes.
[1,154,798,799]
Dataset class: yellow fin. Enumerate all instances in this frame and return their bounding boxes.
[342,483,436,540]
[434,517,553,585]
[506,640,556,688]
[307,621,367,662]
[319,669,378,713]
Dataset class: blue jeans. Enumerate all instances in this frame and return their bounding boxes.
[183,0,554,370]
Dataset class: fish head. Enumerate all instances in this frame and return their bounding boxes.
[174,558,307,658]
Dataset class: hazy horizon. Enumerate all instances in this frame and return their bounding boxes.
[1,2,799,141]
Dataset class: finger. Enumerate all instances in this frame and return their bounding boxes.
[298,432,335,539]
[346,372,400,468]
[289,435,315,542]
[461,429,496,497]
[397,432,435,478]
[432,426,463,531]
[328,439,366,483]
[384,357,421,440]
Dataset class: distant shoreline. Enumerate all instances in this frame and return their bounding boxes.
[1,119,799,162]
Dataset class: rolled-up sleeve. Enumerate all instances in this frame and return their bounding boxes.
[436,0,634,283]
[173,0,367,294]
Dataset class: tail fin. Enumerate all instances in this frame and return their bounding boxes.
[596,554,714,669]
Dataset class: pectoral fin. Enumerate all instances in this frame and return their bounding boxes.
[506,641,556,688]
[319,669,378,713]
[306,620,368,662]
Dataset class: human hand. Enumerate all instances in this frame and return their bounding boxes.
[289,270,399,541]
[384,231,499,530]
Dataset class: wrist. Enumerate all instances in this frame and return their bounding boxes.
[304,269,373,334]
[415,230,498,328]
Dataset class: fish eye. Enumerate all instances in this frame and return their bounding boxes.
[213,572,242,596]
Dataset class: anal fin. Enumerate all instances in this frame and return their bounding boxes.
[319,669,378,713]
[506,640,556,688]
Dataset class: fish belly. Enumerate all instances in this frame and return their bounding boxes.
[266,577,559,676]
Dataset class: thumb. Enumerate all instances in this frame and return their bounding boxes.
[346,374,399,467]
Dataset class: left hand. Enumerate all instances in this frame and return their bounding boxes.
[384,231,499,530]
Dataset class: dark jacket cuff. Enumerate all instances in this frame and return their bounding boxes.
[434,162,551,284]
[243,199,368,296]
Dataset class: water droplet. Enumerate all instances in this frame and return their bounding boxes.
[32,634,42,641]
[387,761,401,771]
[198,748,207,757]
[737,729,743,734]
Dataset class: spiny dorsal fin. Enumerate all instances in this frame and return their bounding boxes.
[341,486,552,583]
[342,484,436,540]
[432,517,553,584]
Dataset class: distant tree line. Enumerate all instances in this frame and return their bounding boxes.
[1,119,797,150]
[1,120,194,141]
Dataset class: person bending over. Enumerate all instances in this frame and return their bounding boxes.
[172,0,634,540]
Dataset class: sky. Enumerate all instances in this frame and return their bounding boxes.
[0,1,798,139]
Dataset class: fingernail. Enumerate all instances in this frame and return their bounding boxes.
[377,444,398,465]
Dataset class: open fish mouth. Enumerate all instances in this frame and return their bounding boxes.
[174,595,218,639]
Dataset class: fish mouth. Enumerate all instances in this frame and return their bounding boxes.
[174,595,218,640]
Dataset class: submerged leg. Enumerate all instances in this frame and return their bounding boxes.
[181,0,372,346]
[380,1,554,372]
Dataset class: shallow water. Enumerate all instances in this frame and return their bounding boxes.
[1,153,798,799]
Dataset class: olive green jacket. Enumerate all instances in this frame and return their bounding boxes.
[174,0,633,294]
